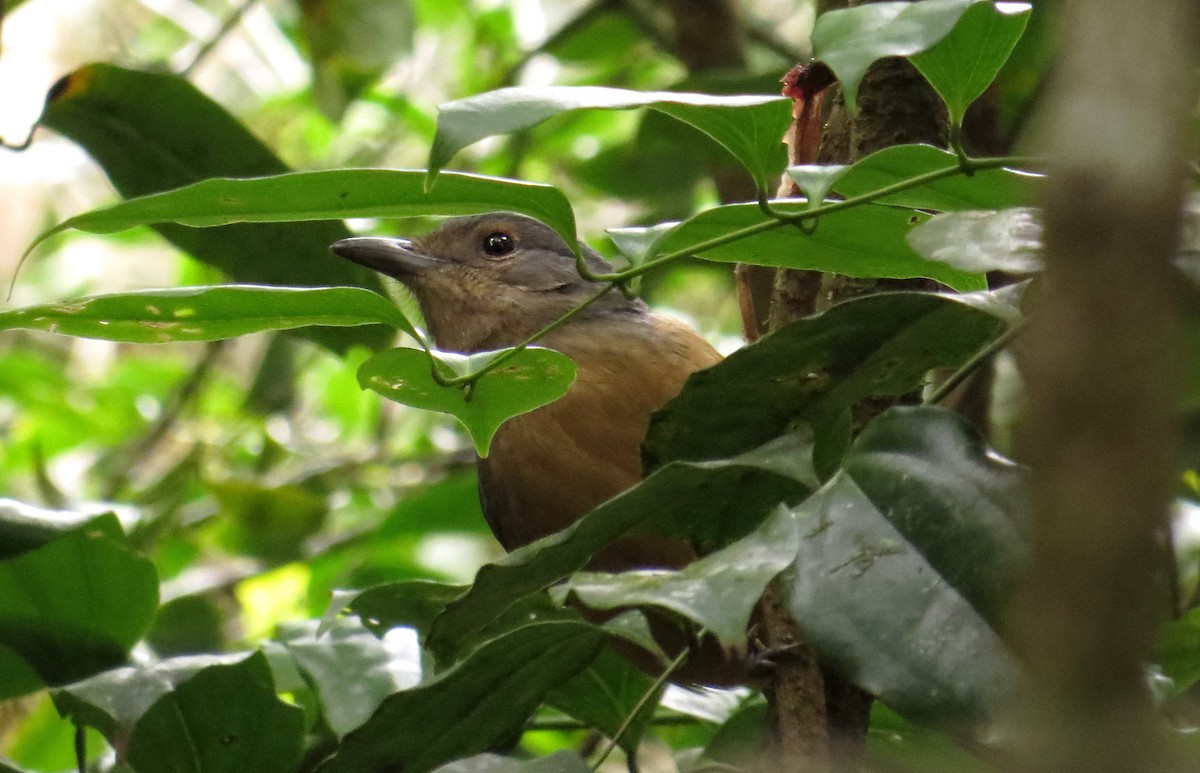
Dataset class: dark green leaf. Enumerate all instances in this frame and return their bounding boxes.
[812,0,983,111]
[1153,607,1200,696]
[0,285,417,344]
[428,433,814,664]
[545,647,662,753]
[54,653,254,741]
[0,515,157,696]
[907,208,1042,274]
[358,347,577,456]
[829,144,1039,211]
[272,618,421,736]
[0,499,105,560]
[699,697,769,769]
[553,505,801,645]
[26,169,577,263]
[865,704,993,773]
[779,407,1025,725]
[649,200,986,291]
[321,621,605,773]
[324,580,469,639]
[645,291,1012,469]
[910,1,1032,126]
[125,652,305,773]
[38,63,390,352]
[427,87,790,192]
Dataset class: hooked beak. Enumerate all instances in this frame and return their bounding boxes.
[330,237,445,280]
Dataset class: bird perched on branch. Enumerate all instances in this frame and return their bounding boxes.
[332,212,738,681]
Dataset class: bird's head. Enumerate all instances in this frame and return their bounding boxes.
[331,212,639,352]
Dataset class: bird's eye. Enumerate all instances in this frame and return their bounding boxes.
[481,231,515,257]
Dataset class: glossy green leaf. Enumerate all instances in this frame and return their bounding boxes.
[813,0,983,111]
[545,647,663,754]
[649,200,986,292]
[553,505,800,645]
[358,346,577,456]
[26,169,578,262]
[321,621,605,773]
[910,1,1032,127]
[907,207,1042,273]
[124,653,305,773]
[427,87,790,192]
[429,751,591,773]
[0,514,158,697]
[38,63,390,352]
[0,285,417,344]
[428,433,815,664]
[0,499,103,560]
[830,144,1039,211]
[780,407,1026,725]
[271,618,421,736]
[54,653,254,741]
[644,290,1012,470]
[323,580,468,639]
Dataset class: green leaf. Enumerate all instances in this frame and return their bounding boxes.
[649,200,986,292]
[321,621,605,773]
[865,704,993,773]
[25,169,578,263]
[812,0,985,112]
[0,515,158,697]
[785,164,849,208]
[830,144,1039,211]
[124,653,305,773]
[644,291,1011,470]
[427,433,815,665]
[429,751,591,773]
[38,63,390,352]
[910,1,1032,127]
[0,285,418,344]
[427,87,790,193]
[0,499,103,560]
[54,653,255,741]
[553,505,801,646]
[324,580,469,639]
[779,407,1026,725]
[271,618,421,736]
[358,347,577,456]
[907,208,1042,274]
[1153,607,1200,696]
[545,647,663,754]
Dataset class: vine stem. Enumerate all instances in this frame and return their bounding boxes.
[589,642,693,772]
[446,153,1038,389]
[925,318,1028,406]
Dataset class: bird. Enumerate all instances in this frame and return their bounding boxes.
[331,212,740,682]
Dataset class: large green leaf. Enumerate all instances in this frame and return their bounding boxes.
[53,653,255,742]
[779,406,1026,725]
[812,0,999,112]
[25,169,578,263]
[544,647,663,754]
[427,87,790,193]
[827,144,1038,211]
[427,433,815,665]
[648,200,986,291]
[0,514,158,698]
[0,285,417,343]
[322,580,469,639]
[644,290,1013,470]
[321,621,605,773]
[37,63,389,352]
[124,653,305,773]
[270,618,420,736]
[552,504,801,645]
[0,499,102,560]
[358,346,578,456]
[910,1,1032,127]
[429,752,591,773]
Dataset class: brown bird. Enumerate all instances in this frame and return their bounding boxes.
[332,212,739,682]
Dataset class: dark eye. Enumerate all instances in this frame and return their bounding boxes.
[482,231,515,257]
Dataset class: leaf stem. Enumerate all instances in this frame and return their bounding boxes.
[925,318,1027,406]
[589,642,693,772]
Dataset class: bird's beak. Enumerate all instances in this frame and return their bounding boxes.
[330,237,445,280]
